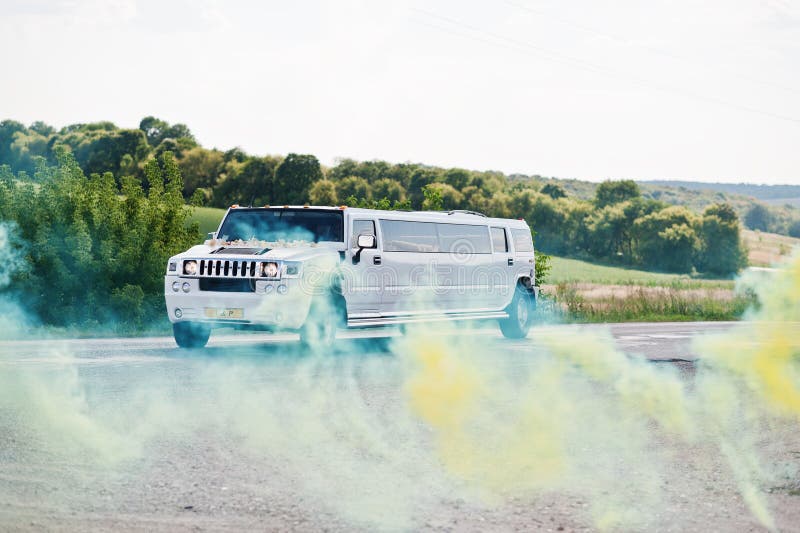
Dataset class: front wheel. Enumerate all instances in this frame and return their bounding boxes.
[499,284,535,339]
[300,296,342,351]
[173,322,211,349]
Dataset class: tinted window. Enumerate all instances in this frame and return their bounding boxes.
[511,228,534,252]
[491,227,508,253]
[379,220,491,254]
[380,220,439,252]
[218,209,344,243]
[437,224,491,254]
[351,219,376,247]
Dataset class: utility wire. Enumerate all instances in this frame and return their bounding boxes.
[503,0,800,96]
[411,7,800,125]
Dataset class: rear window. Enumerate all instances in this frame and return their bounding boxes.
[511,228,534,252]
[379,220,491,254]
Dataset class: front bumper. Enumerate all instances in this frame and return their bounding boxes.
[164,276,312,330]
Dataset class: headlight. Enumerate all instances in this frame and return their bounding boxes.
[284,262,301,277]
[261,262,280,278]
[183,260,198,275]
[182,282,191,293]
[172,281,180,292]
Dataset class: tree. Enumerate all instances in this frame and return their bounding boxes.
[213,155,280,207]
[633,206,699,273]
[408,168,439,209]
[541,183,566,199]
[422,182,462,210]
[0,148,198,327]
[139,116,196,147]
[696,203,747,275]
[595,179,641,208]
[444,168,472,190]
[422,184,443,210]
[336,176,371,201]
[309,179,338,205]
[587,204,629,259]
[0,120,27,168]
[178,147,225,198]
[272,153,323,204]
[789,219,800,238]
[371,178,405,203]
[743,203,773,231]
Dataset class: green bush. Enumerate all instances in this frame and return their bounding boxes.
[0,148,199,328]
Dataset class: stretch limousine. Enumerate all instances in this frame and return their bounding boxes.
[164,206,539,348]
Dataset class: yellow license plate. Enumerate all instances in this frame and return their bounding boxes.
[204,307,244,319]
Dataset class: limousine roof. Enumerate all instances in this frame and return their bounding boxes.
[228,205,530,229]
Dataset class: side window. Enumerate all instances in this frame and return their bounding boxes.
[351,219,376,247]
[380,220,439,252]
[437,224,491,254]
[511,228,534,253]
[491,227,508,253]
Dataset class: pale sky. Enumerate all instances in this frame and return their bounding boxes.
[1,0,798,184]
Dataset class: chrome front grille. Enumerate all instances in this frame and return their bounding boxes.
[199,259,259,278]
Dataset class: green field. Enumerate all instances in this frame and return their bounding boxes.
[546,256,733,288]
[188,206,226,236]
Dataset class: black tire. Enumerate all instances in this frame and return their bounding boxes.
[173,322,211,349]
[499,284,535,339]
[300,295,342,351]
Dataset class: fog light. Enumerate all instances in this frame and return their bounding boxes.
[172,281,180,292]
[277,284,288,295]
[182,282,191,293]
[174,308,183,318]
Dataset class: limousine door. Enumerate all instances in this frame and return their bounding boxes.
[342,219,383,318]
[377,219,441,315]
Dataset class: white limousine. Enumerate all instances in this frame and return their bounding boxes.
[164,206,539,348]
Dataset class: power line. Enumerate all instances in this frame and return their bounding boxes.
[503,0,800,96]
[411,7,800,125]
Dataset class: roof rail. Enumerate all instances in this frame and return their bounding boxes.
[447,209,487,217]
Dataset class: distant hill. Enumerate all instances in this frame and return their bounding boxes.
[642,180,800,201]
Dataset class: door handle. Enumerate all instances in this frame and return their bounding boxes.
[374,256,382,265]
[508,258,514,266]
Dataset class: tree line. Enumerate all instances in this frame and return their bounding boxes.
[1,117,747,275]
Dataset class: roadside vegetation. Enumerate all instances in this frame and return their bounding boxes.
[0,117,763,277]
[2,117,795,331]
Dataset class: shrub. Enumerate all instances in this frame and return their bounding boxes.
[0,148,199,328]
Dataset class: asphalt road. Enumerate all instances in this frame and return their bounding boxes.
[1,322,799,532]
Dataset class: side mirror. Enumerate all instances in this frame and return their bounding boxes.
[353,234,376,265]
[357,234,376,249]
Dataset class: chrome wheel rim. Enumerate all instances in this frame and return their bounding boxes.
[517,296,529,327]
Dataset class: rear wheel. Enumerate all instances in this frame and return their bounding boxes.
[499,284,535,339]
[173,322,211,349]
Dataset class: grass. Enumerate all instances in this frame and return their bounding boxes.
[742,229,800,267]
[546,256,733,288]
[543,283,753,323]
[188,206,226,236]
[543,256,747,322]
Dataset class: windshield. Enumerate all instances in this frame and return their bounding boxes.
[217,209,344,243]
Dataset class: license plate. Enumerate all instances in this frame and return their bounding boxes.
[204,307,244,319]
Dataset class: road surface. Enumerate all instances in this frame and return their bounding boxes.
[1,322,799,532]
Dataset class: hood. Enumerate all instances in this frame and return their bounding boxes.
[170,241,339,262]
